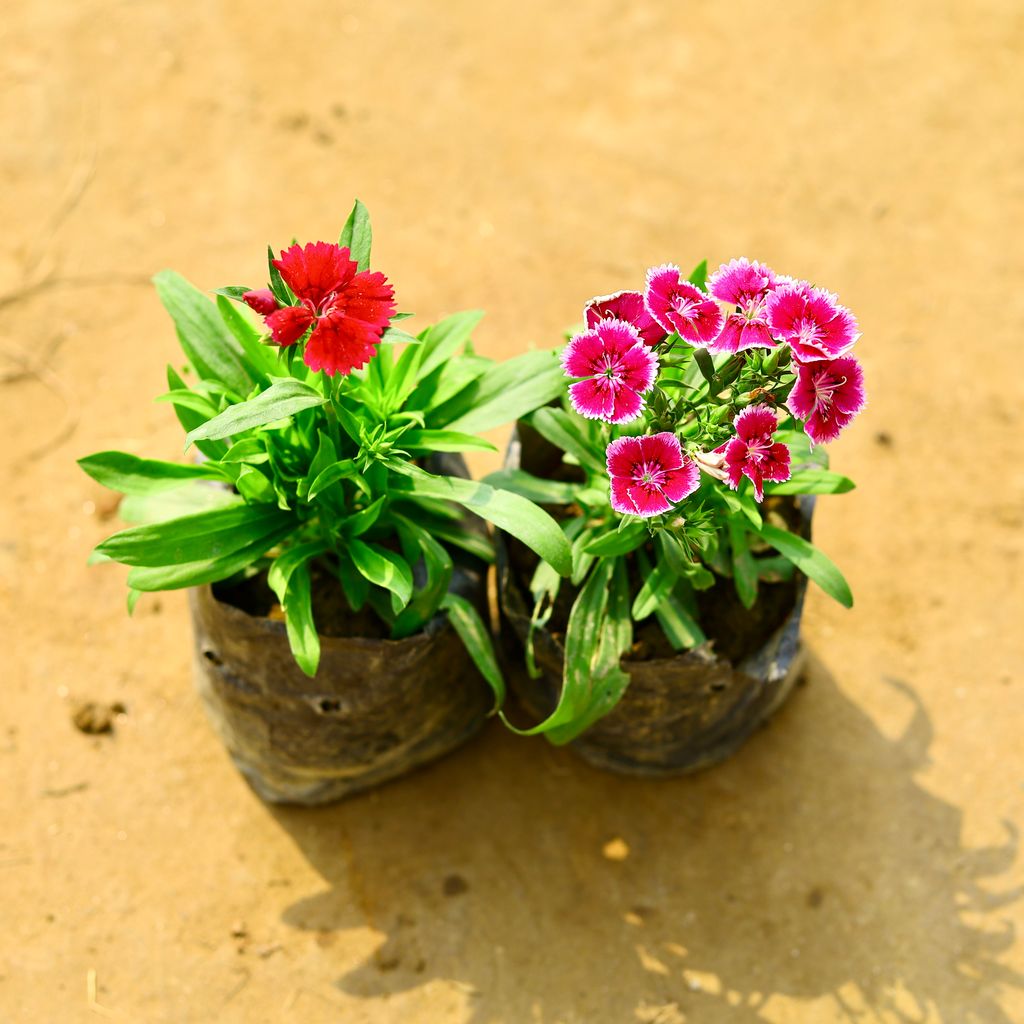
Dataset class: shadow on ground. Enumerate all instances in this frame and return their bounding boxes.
[269,658,1021,1022]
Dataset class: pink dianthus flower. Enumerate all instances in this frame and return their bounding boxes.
[706,258,779,354]
[767,285,858,363]
[643,265,724,345]
[787,355,866,444]
[607,432,699,518]
[562,320,658,424]
[719,405,791,501]
[585,290,667,348]
[243,242,396,377]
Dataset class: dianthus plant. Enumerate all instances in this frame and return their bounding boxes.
[486,258,865,743]
[81,202,572,686]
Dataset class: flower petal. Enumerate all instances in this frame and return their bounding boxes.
[569,377,615,420]
[265,305,314,347]
[708,258,777,306]
[606,435,644,479]
[660,458,700,503]
[585,290,666,347]
[561,330,606,378]
[617,343,658,394]
[609,477,637,515]
[607,385,645,424]
[338,270,396,332]
[637,431,683,471]
[273,242,357,307]
[626,482,672,518]
[303,310,380,376]
[734,404,779,441]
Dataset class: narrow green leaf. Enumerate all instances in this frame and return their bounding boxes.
[389,465,571,577]
[153,270,253,395]
[693,347,717,385]
[184,379,325,449]
[267,542,327,678]
[688,259,709,290]
[343,495,386,538]
[399,429,497,454]
[165,365,228,461]
[436,350,567,434]
[756,521,853,608]
[338,199,373,271]
[215,294,282,382]
[481,469,578,506]
[654,587,707,650]
[126,522,293,591]
[767,470,855,495]
[392,517,453,637]
[307,459,360,501]
[526,406,605,472]
[347,537,413,608]
[118,483,240,525]
[416,310,484,382]
[728,519,758,610]
[585,524,647,557]
[97,503,292,567]
[632,548,676,620]
[441,593,505,710]
[78,451,223,495]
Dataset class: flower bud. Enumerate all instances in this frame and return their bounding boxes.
[711,403,733,424]
[762,348,781,375]
[693,448,729,481]
[242,289,278,316]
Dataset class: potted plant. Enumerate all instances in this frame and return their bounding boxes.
[488,258,866,774]
[80,202,572,804]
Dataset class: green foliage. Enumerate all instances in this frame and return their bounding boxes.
[82,201,572,683]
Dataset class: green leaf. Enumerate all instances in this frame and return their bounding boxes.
[96,503,293,567]
[343,495,386,537]
[392,517,453,637]
[526,406,605,472]
[78,451,224,495]
[688,259,709,290]
[436,350,567,434]
[389,465,572,577]
[693,347,717,385]
[165,365,228,461]
[221,438,269,465]
[347,538,413,609]
[728,519,758,610]
[585,523,647,557]
[338,199,373,271]
[654,586,707,650]
[215,294,282,383]
[399,429,497,454]
[267,542,327,678]
[267,245,292,306]
[441,593,505,710]
[118,483,241,525]
[306,459,360,501]
[756,521,853,608]
[507,558,634,744]
[153,271,253,396]
[632,548,676,620]
[767,470,855,495]
[400,512,495,564]
[481,469,578,506]
[184,379,325,449]
[125,520,294,591]
[416,310,484,382]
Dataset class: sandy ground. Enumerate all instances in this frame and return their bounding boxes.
[1,1,1023,1021]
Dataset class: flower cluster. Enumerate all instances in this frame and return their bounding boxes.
[560,257,866,517]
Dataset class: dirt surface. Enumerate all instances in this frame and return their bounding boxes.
[2,2,1022,1021]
